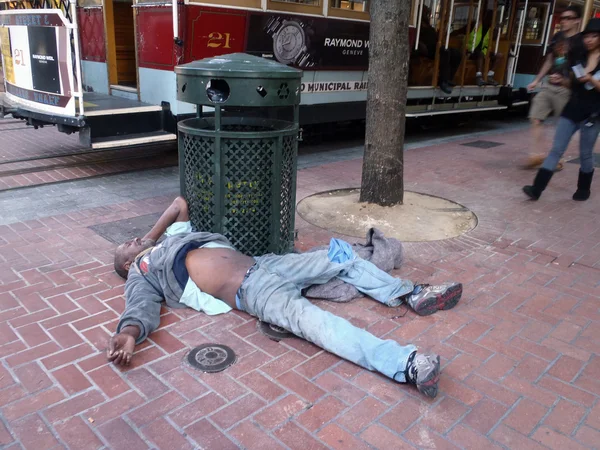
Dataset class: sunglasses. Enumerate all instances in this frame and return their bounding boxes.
[561,16,578,21]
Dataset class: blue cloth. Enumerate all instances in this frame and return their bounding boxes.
[327,238,355,264]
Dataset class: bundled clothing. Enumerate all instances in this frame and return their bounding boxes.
[304,228,404,302]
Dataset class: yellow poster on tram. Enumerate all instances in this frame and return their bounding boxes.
[0,27,15,84]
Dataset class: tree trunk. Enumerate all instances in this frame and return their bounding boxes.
[359,0,410,206]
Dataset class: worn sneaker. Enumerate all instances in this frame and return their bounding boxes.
[405,352,441,398]
[406,283,462,316]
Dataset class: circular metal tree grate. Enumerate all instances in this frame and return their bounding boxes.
[187,344,237,373]
[257,321,293,341]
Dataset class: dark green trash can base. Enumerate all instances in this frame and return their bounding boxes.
[179,117,298,256]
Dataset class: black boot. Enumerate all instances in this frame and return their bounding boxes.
[523,168,554,200]
[573,170,594,201]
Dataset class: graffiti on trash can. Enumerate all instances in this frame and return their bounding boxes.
[225,180,266,215]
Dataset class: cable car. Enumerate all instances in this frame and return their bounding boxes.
[0,0,598,148]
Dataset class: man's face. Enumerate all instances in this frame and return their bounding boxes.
[116,237,155,266]
[560,12,580,33]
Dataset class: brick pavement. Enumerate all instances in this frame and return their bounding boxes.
[0,118,178,192]
[0,126,599,449]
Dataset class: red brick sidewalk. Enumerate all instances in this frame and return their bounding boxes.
[1,127,599,449]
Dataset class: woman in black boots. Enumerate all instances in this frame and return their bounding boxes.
[523,19,600,201]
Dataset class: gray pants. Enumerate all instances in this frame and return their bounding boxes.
[237,250,416,382]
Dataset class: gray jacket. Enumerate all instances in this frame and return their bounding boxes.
[117,232,232,343]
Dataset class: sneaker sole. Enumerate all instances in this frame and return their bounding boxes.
[413,284,463,316]
[417,355,441,398]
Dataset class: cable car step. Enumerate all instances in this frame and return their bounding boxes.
[406,105,508,118]
[90,131,177,150]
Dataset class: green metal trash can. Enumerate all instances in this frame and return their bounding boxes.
[175,53,302,256]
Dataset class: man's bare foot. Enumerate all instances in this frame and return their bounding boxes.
[522,155,545,169]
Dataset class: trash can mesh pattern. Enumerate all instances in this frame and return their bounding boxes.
[222,138,274,255]
[180,123,297,256]
[279,135,296,250]
[182,134,216,234]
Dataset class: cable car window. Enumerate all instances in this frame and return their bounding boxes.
[330,0,368,12]
[452,4,479,32]
[186,0,261,7]
[77,0,102,6]
[512,3,549,44]
[267,0,322,15]
[329,0,370,19]
[270,0,320,5]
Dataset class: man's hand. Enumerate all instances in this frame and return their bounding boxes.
[107,332,136,366]
[527,80,538,91]
[548,73,564,85]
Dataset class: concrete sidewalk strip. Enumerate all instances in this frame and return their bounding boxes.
[0,126,599,450]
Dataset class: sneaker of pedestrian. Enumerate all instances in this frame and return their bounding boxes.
[405,282,463,316]
[439,81,453,95]
[404,351,441,398]
[476,73,485,86]
[485,71,499,86]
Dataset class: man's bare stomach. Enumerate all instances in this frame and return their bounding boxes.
[185,248,255,309]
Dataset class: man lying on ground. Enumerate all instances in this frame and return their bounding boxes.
[109,197,463,398]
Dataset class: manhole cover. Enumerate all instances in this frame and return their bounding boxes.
[258,321,293,341]
[567,154,600,168]
[461,140,504,149]
[187,344,237,373]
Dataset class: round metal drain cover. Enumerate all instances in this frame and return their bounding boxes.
[258,321,293,341]
[187,344,236,373]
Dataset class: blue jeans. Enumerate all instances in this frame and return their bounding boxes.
[542,116,600,173]
[238,245,416,382]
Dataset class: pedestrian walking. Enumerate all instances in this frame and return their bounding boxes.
[525,6,586,170]
[523,19,600,201]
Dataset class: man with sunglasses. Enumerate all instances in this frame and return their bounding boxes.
[525,5,586,169]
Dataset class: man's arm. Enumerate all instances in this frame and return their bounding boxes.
[143,196,189,243]
[528,53,554,91]
[108,274,163,366]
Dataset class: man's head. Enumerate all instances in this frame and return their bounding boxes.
[114,237,155,279]
[560,6,582,34]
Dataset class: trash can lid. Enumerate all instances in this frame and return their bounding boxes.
[175,53,302,80]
